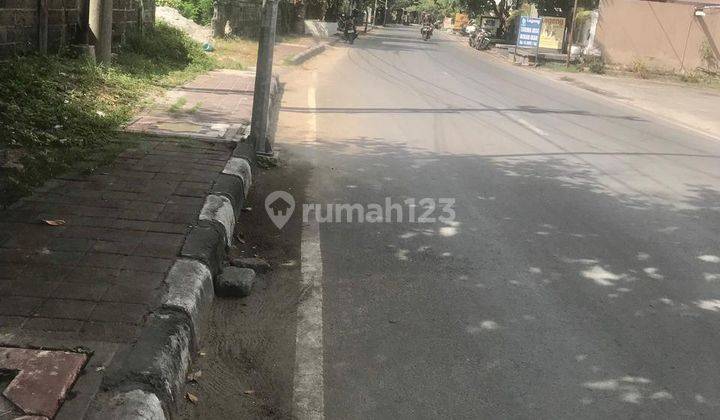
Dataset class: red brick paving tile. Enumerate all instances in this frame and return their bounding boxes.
[123,201,166,213]
[52,281,110,301]
[81,252,129,269]
[0,296,44,316]
[118,208,164,221]
[161,204,200,217]
[0,263,26,278]
[66,216,126,228]
[0,347,87,418]
[23,265,75,282]
[1,279,57,298]
[156,210,197,224]
[102,283,160,305]
[101,190,142,201]
[123,256,173,273]
[47,237,94,253]
[114,269,161,284]
[89,302,147,324]
[174,182,210,197]
[58,226,117,240]
[32,251,86,267]
[0,280,11,294]
[133,242,182,258]
[23,317,84,333]
[90,240,139,255]
[0,315,26,328]
[1,231,52,249]
[34,299,96,320]
[0,248,34,264]
[142,231,186,243]
[79,321,140,342]
[64,267,121,284]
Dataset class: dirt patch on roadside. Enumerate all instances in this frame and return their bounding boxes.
[559,76,627,100]
[178,152,311,419]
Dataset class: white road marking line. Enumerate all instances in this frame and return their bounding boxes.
[514,117,548,137]
[293,73,325,420]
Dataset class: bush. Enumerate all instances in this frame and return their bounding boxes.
[117,22,215,83]
[0,22,215,206]
[584,55,605,74]
[680,71,700,83]
[631,58,650,79]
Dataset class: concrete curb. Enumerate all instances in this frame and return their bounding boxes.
[288,38,340,65]
[90,131,259,419]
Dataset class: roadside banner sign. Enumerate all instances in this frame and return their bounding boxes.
[515,16,543,66]
[517,16,542,48]
[480,16,500,35]
[539,16,565,50]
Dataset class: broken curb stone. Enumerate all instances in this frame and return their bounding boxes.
[215,267,255,297]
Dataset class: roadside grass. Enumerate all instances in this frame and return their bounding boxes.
[211,37,258,70]
[542,62,582,73]
[538,55,720,89]
[168,97,189,113]
[210,34,312,70]
[0,22,216,208]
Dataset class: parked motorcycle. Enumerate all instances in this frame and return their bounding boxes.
[469,28,491,50]
[475,29,492,50]
[337,14,357,44]
[466,25,478,46]
[421,24,433,41]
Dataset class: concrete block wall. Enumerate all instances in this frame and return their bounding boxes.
[0,0,154,58]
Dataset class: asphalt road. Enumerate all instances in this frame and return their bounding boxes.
[275,25,720,419]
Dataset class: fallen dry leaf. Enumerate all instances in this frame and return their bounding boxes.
[187,370,202,382]
[186,392,199,404]
[42,219,66,226]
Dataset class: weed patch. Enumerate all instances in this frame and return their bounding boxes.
[0,22,216,207]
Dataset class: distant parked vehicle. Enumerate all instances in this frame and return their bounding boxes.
[466,25,478,45]
[473,29,492,50]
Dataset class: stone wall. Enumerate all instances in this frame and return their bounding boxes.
[0,0,155,58]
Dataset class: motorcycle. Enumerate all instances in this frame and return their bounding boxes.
[466,25,478,47]
[421,24,433,41]
[474,29,492,50]
[337,14,358,44]
[469,27,491,50]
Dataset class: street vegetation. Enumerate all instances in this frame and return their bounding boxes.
[0,23,215,207]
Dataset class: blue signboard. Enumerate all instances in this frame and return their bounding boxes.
[517,16,542,48]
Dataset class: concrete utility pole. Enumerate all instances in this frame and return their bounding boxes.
[251,0,279,155]
[384,0,388,25]
[89,0,113,64]
[566,0,578,67]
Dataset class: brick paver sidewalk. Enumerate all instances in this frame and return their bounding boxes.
[0,137,233,418]
[126,69,258,141]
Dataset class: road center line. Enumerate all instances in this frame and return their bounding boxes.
[513,117,548,137]
[293,75,325,420]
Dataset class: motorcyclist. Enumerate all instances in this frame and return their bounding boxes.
[338,12,358,43]
[420,13,433,39]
